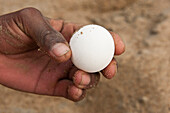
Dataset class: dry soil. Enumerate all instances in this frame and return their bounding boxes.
[0,0,169,113]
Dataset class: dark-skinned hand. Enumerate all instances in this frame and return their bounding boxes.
[0,8,125,101]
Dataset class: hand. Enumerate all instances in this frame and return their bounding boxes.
[0,8,125,101]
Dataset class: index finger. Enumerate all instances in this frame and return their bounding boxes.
[48,19,82,42]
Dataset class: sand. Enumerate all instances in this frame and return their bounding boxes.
[0,0,169,113]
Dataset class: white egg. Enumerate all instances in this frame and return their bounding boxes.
[69,25,115,73]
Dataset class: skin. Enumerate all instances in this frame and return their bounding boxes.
[0,7,125,101]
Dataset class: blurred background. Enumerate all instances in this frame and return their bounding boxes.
[0,0,170,113]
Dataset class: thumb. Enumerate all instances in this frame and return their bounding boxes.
[16,7,71,62]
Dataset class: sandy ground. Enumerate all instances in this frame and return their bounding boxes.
[0,0,170,113]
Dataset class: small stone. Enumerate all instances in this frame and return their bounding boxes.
[138,96,149,104]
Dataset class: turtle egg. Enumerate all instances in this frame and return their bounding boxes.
[69,25,115,73]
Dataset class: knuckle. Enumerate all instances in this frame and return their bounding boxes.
[67,23,74,26]
[18,7,41,17]
[64,23,75,29]
[41,31,57,49]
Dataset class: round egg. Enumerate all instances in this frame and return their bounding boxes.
[69,25,115,73]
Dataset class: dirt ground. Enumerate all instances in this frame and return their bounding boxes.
[0,0,170,113]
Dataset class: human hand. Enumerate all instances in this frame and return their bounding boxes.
[0,8,125,101]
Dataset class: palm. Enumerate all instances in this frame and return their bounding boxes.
[0,48,73,94]
[0,15,77,97]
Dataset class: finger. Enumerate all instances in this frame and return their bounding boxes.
[69,67,100,89]
[16,8,71,62]
[110,32,125,55]
[48,19,64,32]
[60,23,82,42]
[53,80,86,102]
[102,58,118,79]
[47,19,82,42]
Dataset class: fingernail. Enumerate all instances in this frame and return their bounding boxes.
[114,59,118,72]
[75,88,82,97]
[113,61,118,74]
[74,71,91,86]
[51,43,70,57]
[80,74,91,86]
[116,62,118,72]
[68,86,83,99]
